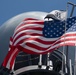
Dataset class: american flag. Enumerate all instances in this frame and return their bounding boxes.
[2,17,76,70]
[3,18,56,70]
[12,18,58,54]
[12,17,76,54]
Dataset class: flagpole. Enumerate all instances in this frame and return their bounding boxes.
[61,2,69,74]
[65,3,69,74]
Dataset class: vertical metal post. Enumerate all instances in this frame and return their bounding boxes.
[46,53,50,69]
[74,44,76,75]
[66,46,69,69]
[69,59,72,75]
[38,54,42,68]
[70,5,75,17]
[67,2,76,17]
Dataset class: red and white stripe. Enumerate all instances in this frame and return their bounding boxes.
[2,37,20,70]
[54,32,76,47]
[12,18,58,54]
[45,32,76,52]
[8,37,13,51]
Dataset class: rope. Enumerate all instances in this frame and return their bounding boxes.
[15,57,39,64]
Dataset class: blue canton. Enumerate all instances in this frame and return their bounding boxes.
[43,16,76,38]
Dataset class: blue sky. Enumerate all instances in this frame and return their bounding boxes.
[0,0,76,25]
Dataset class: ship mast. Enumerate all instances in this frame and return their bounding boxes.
[66,2,76,75]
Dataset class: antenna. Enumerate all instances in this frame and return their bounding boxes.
[67,2,76,17]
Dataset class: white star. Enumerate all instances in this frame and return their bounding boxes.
[59,32,62,34]
[63,30,65,32]
[45,34,47,36]
[45,30,47,32]
[57,25,59,28]
[54,33,56,34]
[70,28,73,30]
[73,26,76,28]
[50,35,52,37]
[60,23,62,25]
[51,25,53,27]
[48,33,50,34]
[60,27,62,30]
[69,25,71,27]
[73,28,75,31]
[48,28,50,30]
[63,25,65,27]
[54,28,56,30]
[50,30,53,32]
[72,19,75,21]
[69,21,72,23]
[57,30,59,32]
[56,34,59,36]
[72,22,74,25]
